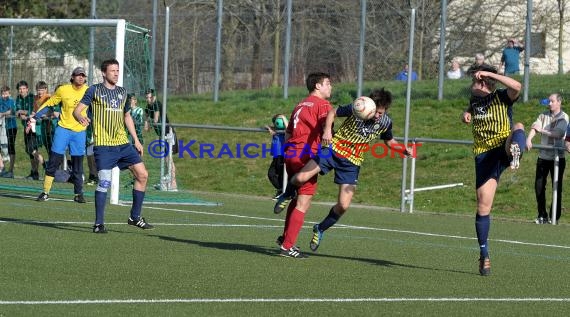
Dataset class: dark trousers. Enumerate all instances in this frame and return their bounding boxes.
[6,127,17,155]
[535,157,566,220]
[46,152,84,194]
[267,156,284,190]
[24,131,39,159]
[40,119,53,153]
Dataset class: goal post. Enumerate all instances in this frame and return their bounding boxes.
[0,18,150,205]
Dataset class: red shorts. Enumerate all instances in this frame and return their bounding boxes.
[285,155,318,195]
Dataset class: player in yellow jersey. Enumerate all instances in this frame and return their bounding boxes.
[73,58,153,234]
[30,67,89,203]
[275,88,412,253]
[461,64,526,276]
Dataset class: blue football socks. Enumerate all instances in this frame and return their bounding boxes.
[475,213,490,258]
[130,189,145,219]
[94,190,107,225]
[318,208,341,232]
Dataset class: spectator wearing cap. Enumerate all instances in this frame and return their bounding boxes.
[501,38,524,76]
[71,66,86,78]
[31,66,90,203]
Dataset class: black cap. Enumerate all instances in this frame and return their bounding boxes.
[72,67,86,76]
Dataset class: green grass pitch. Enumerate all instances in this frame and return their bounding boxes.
[1,189,570,316]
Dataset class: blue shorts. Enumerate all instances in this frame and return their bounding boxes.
[51,127,86,156]
[474,145,511,189]
[94,144,142,171]
[314,147,360,185]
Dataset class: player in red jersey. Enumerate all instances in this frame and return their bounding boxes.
[274,72,333,258]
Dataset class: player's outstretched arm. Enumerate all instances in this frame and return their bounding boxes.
[384,138,413,158]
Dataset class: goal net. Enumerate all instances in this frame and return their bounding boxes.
[0,19,205,206]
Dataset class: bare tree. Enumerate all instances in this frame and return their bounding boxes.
[89,0,567,93]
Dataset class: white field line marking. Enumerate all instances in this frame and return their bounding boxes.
[332,224,570,249]
[144,205,286,222]
[0,220,282,228]
[1,298,570,305]
[2,204,570,250]
[143,206,570,250]
[1,193,76,202]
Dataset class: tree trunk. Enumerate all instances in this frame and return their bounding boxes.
[221,15,241,91]
[558,0,565,75]
[251,40,263,89]
[191,18,198,93]
[271,23,281,87]
[271,1,281,88]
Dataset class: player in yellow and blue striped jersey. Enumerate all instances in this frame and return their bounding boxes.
[461,64,526,276]
[73,59,154,234]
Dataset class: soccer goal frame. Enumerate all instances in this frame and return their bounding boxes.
[0,18,128,86]
[0,18,134,205]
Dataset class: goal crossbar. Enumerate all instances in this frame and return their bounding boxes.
[0,18,124,27]
[0,18,127,87]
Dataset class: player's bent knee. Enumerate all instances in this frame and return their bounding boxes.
[134,168,148,184]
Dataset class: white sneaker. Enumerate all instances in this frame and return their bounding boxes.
[510,144,521,169]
